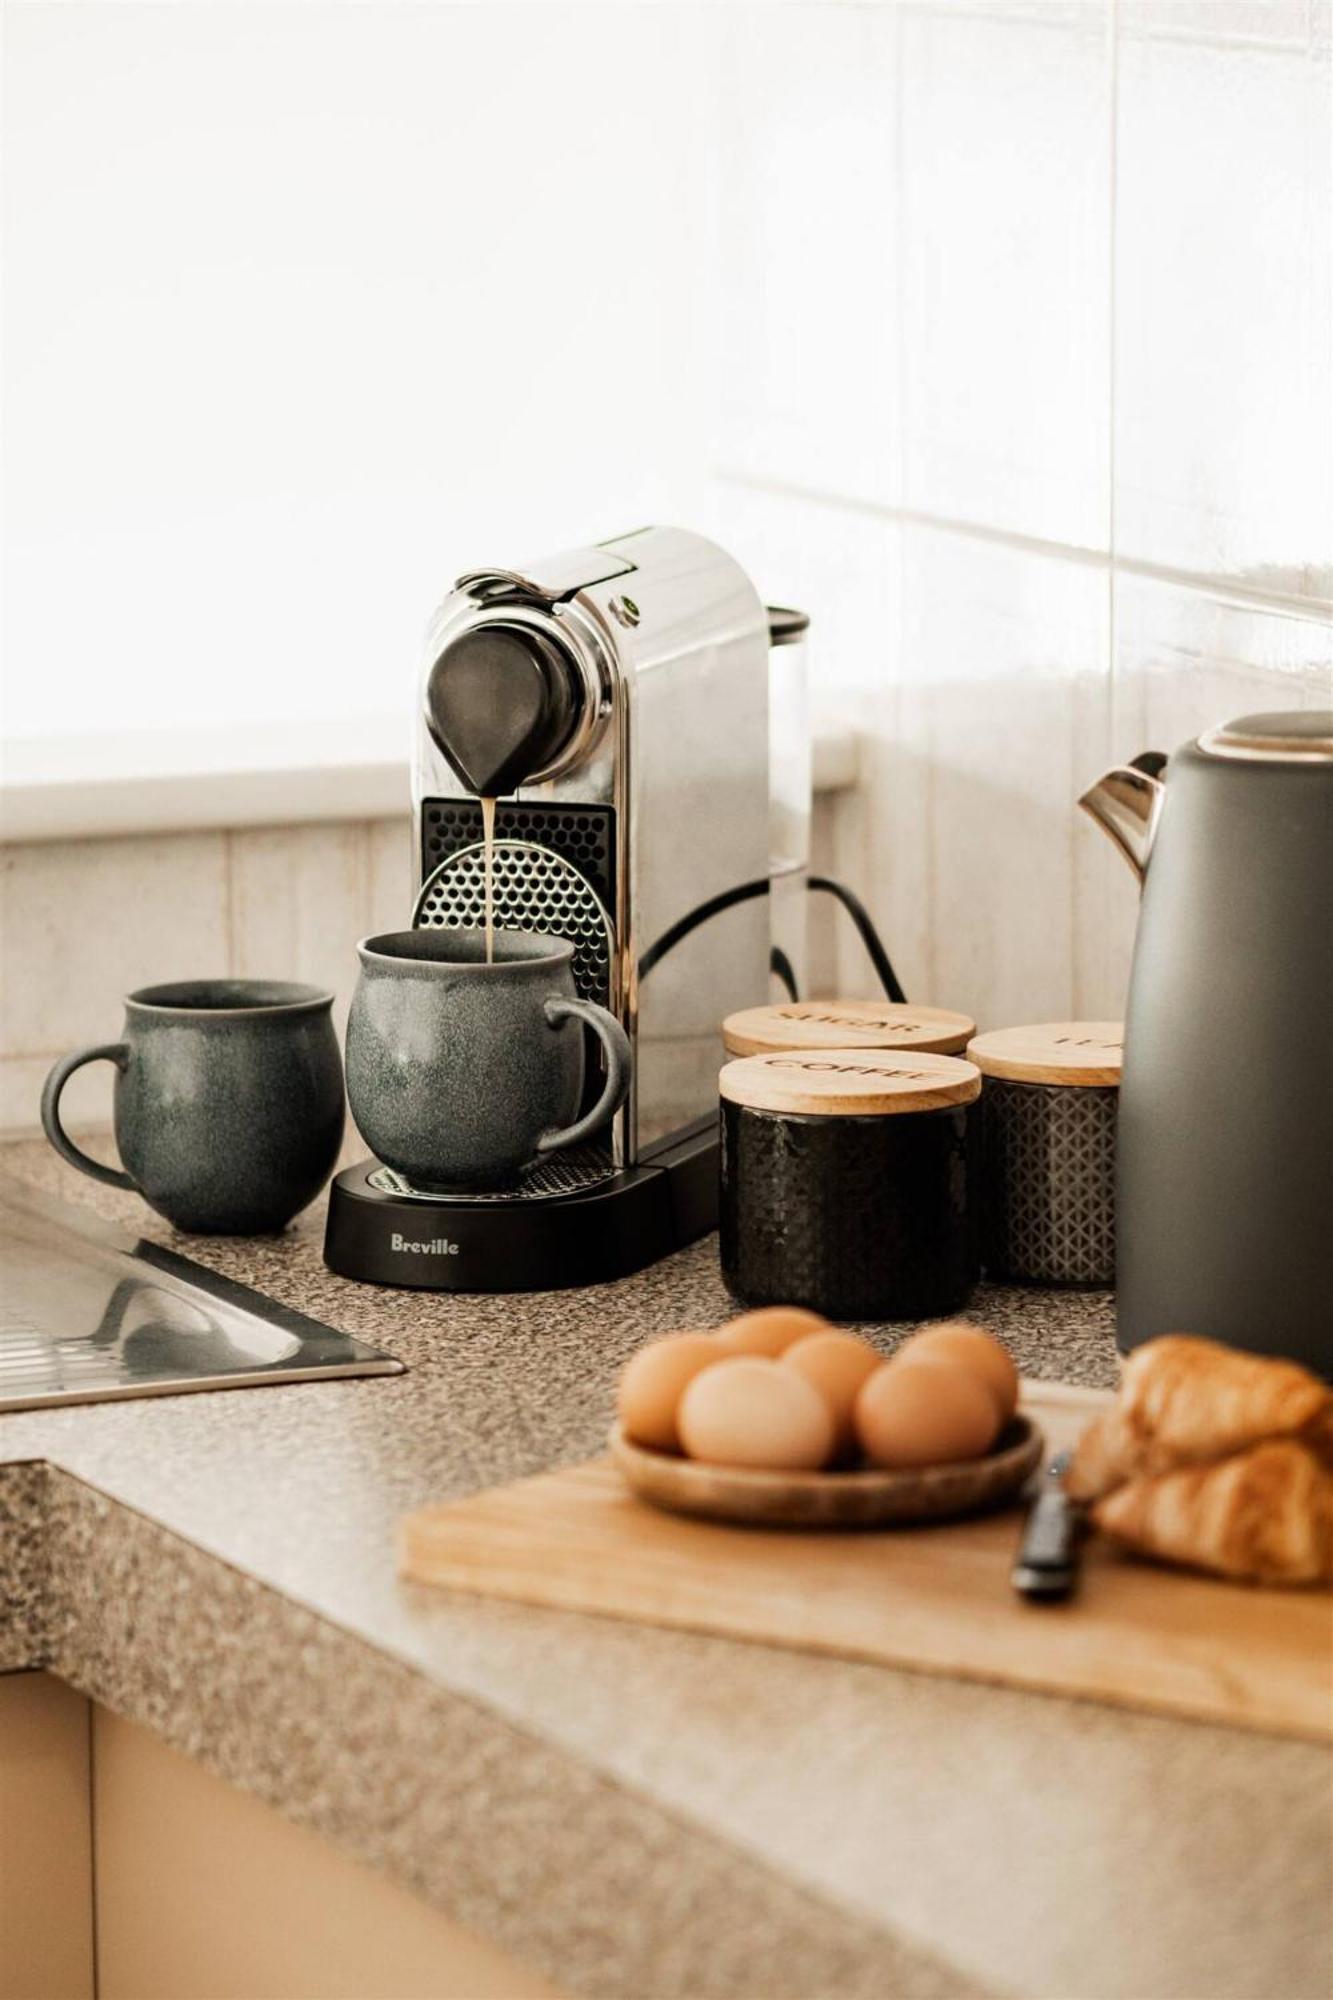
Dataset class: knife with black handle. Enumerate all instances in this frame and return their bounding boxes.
[1012,1450,1085,1602]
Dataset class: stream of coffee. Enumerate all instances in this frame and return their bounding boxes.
[480,794,497,963]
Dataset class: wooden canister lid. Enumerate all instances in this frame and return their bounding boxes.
[966,1022,1124,1088]
[722,999,976,1059]
[720,1048,981,1118]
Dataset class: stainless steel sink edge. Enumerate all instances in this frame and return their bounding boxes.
[0,1173,406,1413]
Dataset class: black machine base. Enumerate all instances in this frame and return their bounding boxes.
[323,1119,718,1292]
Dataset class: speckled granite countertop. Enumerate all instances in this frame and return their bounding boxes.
[2,1141,1330,2000]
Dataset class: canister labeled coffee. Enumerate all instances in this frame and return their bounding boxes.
[718,1048,981,1321]
[967,1021,1122,1288]
[722,999,975,1060]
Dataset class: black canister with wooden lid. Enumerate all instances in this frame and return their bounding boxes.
[718,1048,982,1321]
[967,1022,1122,1288]
[722,999,976,1060]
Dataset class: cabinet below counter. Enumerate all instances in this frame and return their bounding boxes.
[0,1674,560,2000]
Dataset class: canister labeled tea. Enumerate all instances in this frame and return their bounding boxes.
[719,1048,981,1321]
[967,1022,1122,1288]
[722,999,975,1060]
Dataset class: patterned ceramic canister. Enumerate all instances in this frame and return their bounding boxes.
[966,1023,1123,1288]
[718,1047,982,1321]
[722,999,976,1060]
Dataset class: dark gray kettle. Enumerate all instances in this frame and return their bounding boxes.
[1080,710,1333,1379]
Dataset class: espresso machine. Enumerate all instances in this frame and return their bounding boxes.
[325,526,810,1290]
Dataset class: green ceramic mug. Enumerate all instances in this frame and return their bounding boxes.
[41,980,345,1234]
[346,929,631,1192]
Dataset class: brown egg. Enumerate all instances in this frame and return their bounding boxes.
[854,1358,999,1468]
[617,1333,725,1452]
[782,1331,881,1460]
[715,1305,828,1358]
[678,1356,834,1470]
[896,1321,1020,1421]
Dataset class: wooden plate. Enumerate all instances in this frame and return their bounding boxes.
[608,1416,1044,1529]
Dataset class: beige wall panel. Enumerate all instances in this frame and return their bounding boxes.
[93,1706,564,2000]
[0,1672,95,2000]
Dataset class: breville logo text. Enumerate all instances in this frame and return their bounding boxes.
[391,1232,460,1256]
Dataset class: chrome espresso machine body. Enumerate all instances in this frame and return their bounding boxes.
[324,526,809,1291]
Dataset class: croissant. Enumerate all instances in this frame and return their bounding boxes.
[1068,1336,1333,1503]
[1093,1440,1333,1587]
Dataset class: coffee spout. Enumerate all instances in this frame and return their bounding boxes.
[1078,760,1166,883]
[424,624,584,797]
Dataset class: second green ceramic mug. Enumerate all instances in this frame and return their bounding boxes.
[346,928,631,1192]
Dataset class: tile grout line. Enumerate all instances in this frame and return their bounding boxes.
[715,472,1333,623]
[222,827,237,977]
[893,0,940,1007]
[1082,0,1122,1021]
[1107,0,1121,681]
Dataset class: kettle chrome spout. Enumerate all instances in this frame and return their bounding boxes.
[1078,763,1166,883]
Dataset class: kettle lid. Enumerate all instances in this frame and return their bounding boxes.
[1198,710,1333,763]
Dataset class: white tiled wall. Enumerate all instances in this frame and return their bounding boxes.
[3,3,719,747]
[1115,2,1333,595]
[898,0,1114,549]
[718,4,901,506]
[714,0,1332,1031]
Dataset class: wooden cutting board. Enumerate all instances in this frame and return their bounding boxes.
[399,1382,1333,1744]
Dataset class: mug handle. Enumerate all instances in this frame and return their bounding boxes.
[40,1044,138,1191]
[536,999,632,1158]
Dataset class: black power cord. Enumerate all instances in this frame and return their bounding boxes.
[808,875,907,1004]
[769,945,799,1001]
[638,879,770,980]
[640,875,906,1005]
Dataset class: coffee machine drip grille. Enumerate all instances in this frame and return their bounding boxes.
[415,835,613,1004]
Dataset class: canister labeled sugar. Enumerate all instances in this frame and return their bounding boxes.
[722,999,975,1061]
